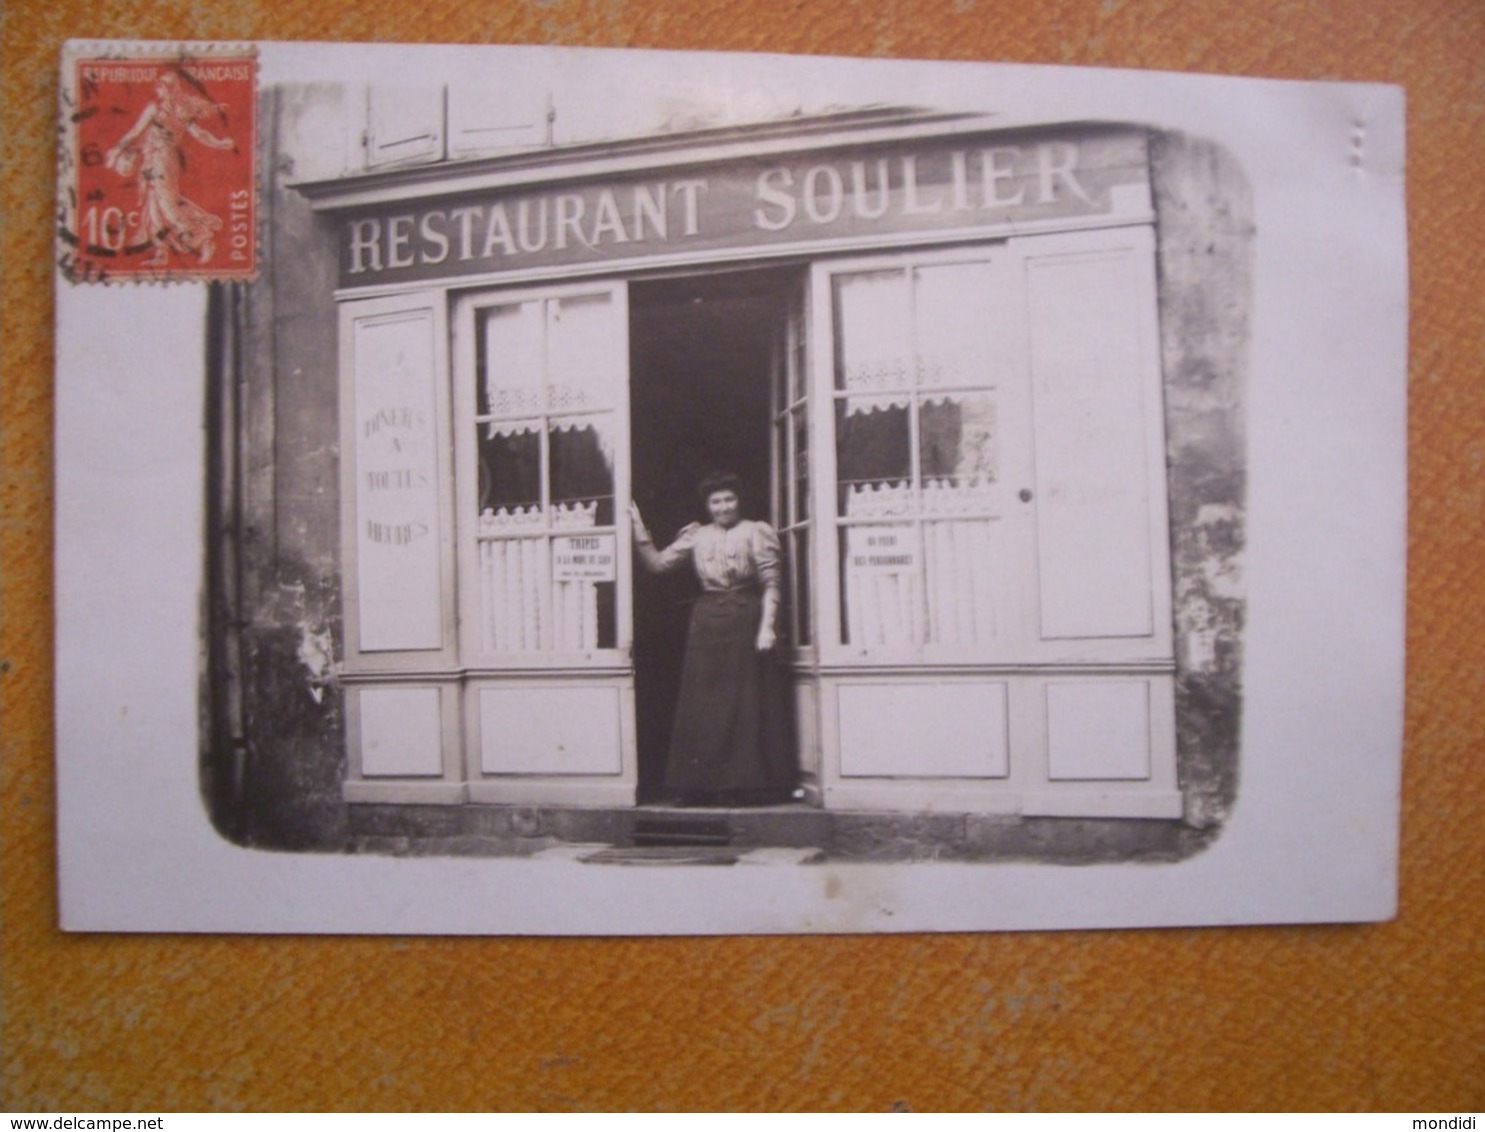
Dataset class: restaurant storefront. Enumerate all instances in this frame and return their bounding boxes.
[289,107,1190,822]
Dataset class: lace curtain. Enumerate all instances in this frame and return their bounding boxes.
[834,263,1001,648]
[481,295,617,418]
[479,537,601,653]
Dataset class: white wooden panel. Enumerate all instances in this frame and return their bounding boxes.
[838,682,1007,778]
[366,87,444,169]
[1022,789,1182,818]
[479,686,622,775]
[794,678,820,778]
[1026,246,1155,640]
[448,87,547,157]
[359,687,443,777]
[351,309,444,651]
[345,780,467,804]
[1046,680,1151,781]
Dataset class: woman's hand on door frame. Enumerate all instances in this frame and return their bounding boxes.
[628,501,652,544]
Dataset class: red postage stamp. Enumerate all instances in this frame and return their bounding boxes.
[61,47,258,282]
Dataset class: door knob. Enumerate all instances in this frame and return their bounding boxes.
[1019,488,1033,503]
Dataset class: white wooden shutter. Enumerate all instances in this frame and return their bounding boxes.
[1020,226,1173,655]
[447,88,548,158]
[365,87,445,170]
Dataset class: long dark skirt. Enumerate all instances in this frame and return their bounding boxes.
[664,589,796,805]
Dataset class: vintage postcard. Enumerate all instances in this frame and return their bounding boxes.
[53,40,1407,933]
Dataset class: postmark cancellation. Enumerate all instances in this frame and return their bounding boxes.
[59,44,258,283]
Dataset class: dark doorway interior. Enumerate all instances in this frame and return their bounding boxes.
[629,266,799,802]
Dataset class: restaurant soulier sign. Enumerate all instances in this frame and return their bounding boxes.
[336,128,1150,287]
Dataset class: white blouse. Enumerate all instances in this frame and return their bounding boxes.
[637,519,782,594]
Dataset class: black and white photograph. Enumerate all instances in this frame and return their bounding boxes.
[52,41,1407,933]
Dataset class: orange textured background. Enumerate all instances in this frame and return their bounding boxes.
[3,0,1481,1113]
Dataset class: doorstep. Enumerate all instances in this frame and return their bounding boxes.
[345,798,1199,863]
[345,800,1037,862]
[534,844,828,866]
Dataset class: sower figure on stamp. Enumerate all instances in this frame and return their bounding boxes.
[630,473,798,807]
[106,70,235,266]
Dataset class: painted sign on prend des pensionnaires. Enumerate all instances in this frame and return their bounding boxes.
[335,127,1149,288]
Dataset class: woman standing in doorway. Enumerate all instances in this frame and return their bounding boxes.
[630,473,796,806]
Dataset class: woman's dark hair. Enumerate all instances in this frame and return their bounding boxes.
[697,471,744,506]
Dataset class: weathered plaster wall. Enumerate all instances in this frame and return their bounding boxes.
[207,84,349,848]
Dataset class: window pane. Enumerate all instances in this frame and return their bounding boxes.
[834,270,910,392]
[923,518,998,645]
[839,524,921,646]
[550,543,616,651]
[913,262,995,389]
[478,534,545,652]
[771,325,788,416]
[549,414,614,528]
[836,399,911,518]
[793,407,809,523]
[546,293,619,412]
[791,527,811,647]
[769,418,786,528]
[919,392,998,497]
[480,302,544,417]
[828,260,1006,652]
[479,525,618,655]
[790,308,808,403]
[473,290,624,659]
[478,421,542,531]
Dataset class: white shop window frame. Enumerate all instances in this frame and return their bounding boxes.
[450,279,635,674]
[766,271,818,661]
[809,226,1175,673]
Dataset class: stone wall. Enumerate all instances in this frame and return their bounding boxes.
[1150,130,1252,837]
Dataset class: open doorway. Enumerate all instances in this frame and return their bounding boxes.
[628,266,802,802]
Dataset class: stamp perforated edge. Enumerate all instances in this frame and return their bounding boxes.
[58,39,262,285]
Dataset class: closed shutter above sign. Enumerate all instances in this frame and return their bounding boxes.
[366,87,445,170]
